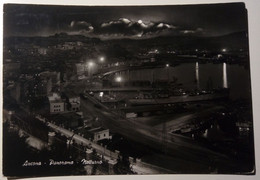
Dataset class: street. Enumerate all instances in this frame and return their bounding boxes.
[79,93,238,173]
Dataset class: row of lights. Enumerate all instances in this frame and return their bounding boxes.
[86,56,123,83]
[195,48,228,52]
[115,64,170,83]
[87,56,105,67]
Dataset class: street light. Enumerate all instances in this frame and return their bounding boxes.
[166,64,170,83]
[99,56,105,69]
[222,48,227,53]
[115,76,123,88]
[99,92,104,101]
[115,76,122,82]
[88,61,94,77]
[99,56,105,62]
[88,61,94,67]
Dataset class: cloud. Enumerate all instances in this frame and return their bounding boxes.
[180,28,204,35]
[101,18,131,28]
[67,19,204,38]
[181,30,196,34]
[98,18,176,38]
[69,21,94,33]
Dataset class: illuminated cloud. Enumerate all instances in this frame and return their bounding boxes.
[99,18,176,38]
[68,18,203,38]
[181,28,204,35]
[69,21,94,33]
[182,30,196,34]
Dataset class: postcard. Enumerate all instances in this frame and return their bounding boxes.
[2,2,255,178]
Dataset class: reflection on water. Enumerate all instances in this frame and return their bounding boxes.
[223,63,228,88]
[196,62,199,89]
[203,129,208,138]
[112,62,251,99]
[201,123,225,142]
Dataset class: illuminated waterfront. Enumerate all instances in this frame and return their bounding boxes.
[111,62,250,99]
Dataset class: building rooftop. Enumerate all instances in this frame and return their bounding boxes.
[77,126,109,140]
[88,127,107,133]
[48,93,65,103]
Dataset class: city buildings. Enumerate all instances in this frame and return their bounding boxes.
[63,91,81,112]
[74,63,87,76]
[48,93,65,114]
[91,128,111,142]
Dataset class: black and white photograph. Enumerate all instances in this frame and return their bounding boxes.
[2,2,257,178]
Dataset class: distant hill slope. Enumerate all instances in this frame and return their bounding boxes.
[4,31,248,51]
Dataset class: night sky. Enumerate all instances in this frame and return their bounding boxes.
[4,3,248,39]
